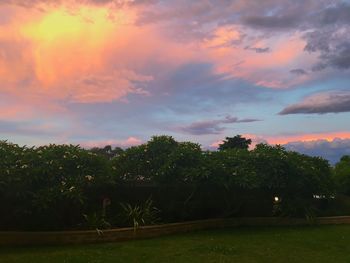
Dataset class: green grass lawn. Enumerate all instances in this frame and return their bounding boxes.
[1,225,350,263]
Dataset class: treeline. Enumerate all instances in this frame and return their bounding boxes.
[0,135,349,230]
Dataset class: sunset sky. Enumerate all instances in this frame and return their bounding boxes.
[1,0,350,163]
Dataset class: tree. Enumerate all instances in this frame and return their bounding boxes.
[157,141,203,184]
[90,145,124,160]
[218,135,252,151]
[0,142,113,230]
[333,155,350,195]
[251,143,334,217]
[111,136,204,184]
[204,149,257,188]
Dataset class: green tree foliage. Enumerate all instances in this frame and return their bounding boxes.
[218,135,252,151]
[156,141,204,183]
[89,145,124,160]
[0,141,113,230]
[112,144,149,182]
[0,136,339,230]
[112,136,204,184]
[202,149,257,189]
[251,144,333,217]
[334,156,350,195]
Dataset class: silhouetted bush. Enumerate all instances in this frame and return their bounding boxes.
[0,136,340,230]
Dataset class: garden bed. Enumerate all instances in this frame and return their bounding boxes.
[2,216,350,246]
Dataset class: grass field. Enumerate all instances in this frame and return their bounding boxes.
[1,225,350,263]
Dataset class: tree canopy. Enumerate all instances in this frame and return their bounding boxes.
[0,136,343,230]
[90,145,124,160]
[334,155,350,195]
[218,135,252,151]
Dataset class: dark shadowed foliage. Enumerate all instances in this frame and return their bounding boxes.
[0,136,341,230]
[218,135,252,151]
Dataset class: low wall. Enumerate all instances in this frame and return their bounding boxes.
[1,216,350,246]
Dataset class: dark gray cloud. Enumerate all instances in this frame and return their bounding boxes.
[245,46,270,53]
[222,116,260,123]
[134,0,350,73]
[178,115,260,135]
[242,14,300,29]
[322,43,350,70]
[132,0,350,74]
[318,2,350,25]
[290,68,308,75]
[303,2,350,71]
[305,29,350,70]
[179,120,225,135]
[239,2,350,72]
[284,138,350,165]
[279,90,350,115]
[135,0,325,26]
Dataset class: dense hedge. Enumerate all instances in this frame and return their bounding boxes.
[0,136,347,231]
[0,142,113,230]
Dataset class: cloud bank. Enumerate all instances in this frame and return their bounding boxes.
[178,116,260,135]
[279,91,350,115]
[0,0,349,157]
[284,138,350,165]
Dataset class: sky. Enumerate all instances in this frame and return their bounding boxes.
[0,0,350,163]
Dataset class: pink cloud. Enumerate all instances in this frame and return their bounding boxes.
[209,132,350,150]
[0,5,155,105]
[1,1,345,150]
[0,1,319,127]
[71,70,152,103]
[0,3,207,111]
[204,30,317,88]
[264,132,350,145]
[80,136,143,148]
[245,132,350,146]
[209,140,222,149]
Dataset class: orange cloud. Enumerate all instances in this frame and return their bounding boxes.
[0,3,207,106]
[0,1,325,124]
[0,4,157,104]
[209,132,350,150]
[245,36,305,68]
[72,70,152,103]
[267,132,350,145]
[0,2,317,113]
[21,7,116,86]
[244,132,350,145]
[202,26,242,49]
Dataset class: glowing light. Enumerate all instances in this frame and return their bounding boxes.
[20,7,121,86]
[268,132,350,145]
[244,132,350,146]
[22,7,117,42]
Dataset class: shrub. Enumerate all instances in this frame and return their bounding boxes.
[117,197,160,230]
[83,213,111,230]
[0,136,339,230]
[252,144,334,217]
[0,141,113,230]
[333,156,350,195]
